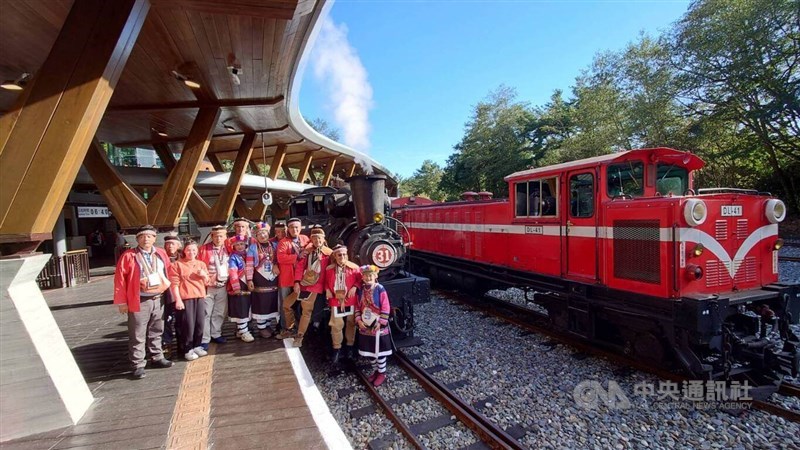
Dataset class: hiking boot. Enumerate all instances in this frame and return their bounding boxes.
[132,367,146,379]
[276,329,295,340]
[150,358,173,369]
[259,328,273,339]
[331,349,341,365]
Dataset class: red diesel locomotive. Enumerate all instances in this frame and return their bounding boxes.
[395,147,799,380]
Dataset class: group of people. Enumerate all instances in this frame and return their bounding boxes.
[113,218,393,387]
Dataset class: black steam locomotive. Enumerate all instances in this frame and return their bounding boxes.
[288,175,430,342]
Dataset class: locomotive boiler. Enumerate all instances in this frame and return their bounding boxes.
[288,175,430,342]
[397,147,799,383]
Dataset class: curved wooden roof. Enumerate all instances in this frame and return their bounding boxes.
[0,0,395,192]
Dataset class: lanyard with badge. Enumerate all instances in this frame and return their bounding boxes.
[256,243,275,281]
[214,247,228,281]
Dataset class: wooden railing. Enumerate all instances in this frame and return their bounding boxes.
[35,249,91,290]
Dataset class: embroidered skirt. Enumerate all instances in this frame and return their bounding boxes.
[357,330,393,358]
[251,271,279,320]
[228,292,251,320]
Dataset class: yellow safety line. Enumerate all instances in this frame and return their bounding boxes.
[165,345,216,449]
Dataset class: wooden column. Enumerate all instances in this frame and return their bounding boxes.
[323,158,338,186]
[0,0,149,248]
[146,107,220,228]
[347,163,357,178]
[213,133,255,222]
[84,139,147,229]
[297,152,314,184]
[267,144,286,179]
[234,197,268,222]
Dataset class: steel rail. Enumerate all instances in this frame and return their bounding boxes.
[452,291,800,424]
[349,362,427,450]
[394,350,527,450]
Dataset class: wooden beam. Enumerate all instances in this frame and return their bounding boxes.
[249,160,261,176]
[347,163,357,178]
[297,152,314,184]
[323,158,338,186]
[151,0,298,20]
[234,197,268,222]
[0,0,149,240]
[106,95,284,113]
[212,133,255,221]
[114,125,289,148]
[281,165,295,182]
[147,107,220,227]
[154,143,214,224]
[84,139,147,229]
[267,145,286,179]
[207,138,303,155]
[208,154,224,172]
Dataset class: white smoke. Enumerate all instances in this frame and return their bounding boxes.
[310,16,374,173]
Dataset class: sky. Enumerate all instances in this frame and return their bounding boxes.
[298,0,692,179]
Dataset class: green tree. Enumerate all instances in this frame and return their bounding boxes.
[403,160,446,201]
[670,0,800,209]
[441,86,535,198]
[308,117,342,142]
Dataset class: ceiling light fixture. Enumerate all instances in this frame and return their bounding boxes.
[222,119,236,132]
[227,66,241,86]
[170,70,200,89]
[151,127,168,137]
[1,72,31,91]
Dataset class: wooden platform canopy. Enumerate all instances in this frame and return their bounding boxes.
[0,0,395,246]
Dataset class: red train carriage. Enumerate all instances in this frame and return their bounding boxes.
[396,147,799,380]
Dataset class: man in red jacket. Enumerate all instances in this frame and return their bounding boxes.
[275,218,309,339]
[114,225,174,379]
[324,244,361,364]
[286,226,330,347]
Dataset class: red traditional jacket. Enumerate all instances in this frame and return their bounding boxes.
[293,244,331,294]
[324,261,361,307]
[276,235,309,288]
[355,283,391,337]
[198,242,229,287]
[113,246,171,313]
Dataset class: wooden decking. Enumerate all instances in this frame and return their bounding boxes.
[1,276,330,449]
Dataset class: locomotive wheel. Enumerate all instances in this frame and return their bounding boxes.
[633,332,666,364]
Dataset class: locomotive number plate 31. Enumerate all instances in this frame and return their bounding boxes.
[721,205,742,217]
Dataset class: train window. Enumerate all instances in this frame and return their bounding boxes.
[569,173,594,218]
[515,183,528,216]
[607,161,644,198]
[311,195,326,215]
[516,177,558,218]
[656,164,688,196]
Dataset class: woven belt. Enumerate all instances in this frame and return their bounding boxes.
[252,287,278,293]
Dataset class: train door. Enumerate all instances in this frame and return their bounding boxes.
[565,171,597,280]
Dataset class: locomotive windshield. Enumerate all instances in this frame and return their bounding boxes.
[607,161,644,198]
[655,163,688,196]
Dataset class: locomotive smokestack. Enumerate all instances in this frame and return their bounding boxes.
[348,174,387,228]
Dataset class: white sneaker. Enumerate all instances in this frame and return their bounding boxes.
[193,346,208,357]
[239,331,254,343]
[185,350,199,361]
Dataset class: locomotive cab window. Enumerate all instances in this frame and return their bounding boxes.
[515,177,558,218]
[655,164,688,196]
[290,200,309,217]
[607,161,644,198]
[569,173,594,218]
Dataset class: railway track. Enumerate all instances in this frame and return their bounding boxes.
[348,351,527,450]
[445,290,800,424]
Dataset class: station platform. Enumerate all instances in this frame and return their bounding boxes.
[1,276,350,449]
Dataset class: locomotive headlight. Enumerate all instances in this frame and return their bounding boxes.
[765,199,786,224]
[683,199,707,227]
[373,212,384,223]
[774,238,784,250]
[692,243,704,257]
[686,264,703,281]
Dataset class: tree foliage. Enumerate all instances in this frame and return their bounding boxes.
[402,160,446,201]
[403,0,798,214]
[308,117,342,142]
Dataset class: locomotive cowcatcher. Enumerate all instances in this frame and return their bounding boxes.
[395,147,799,381]
[288,175,430,343]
